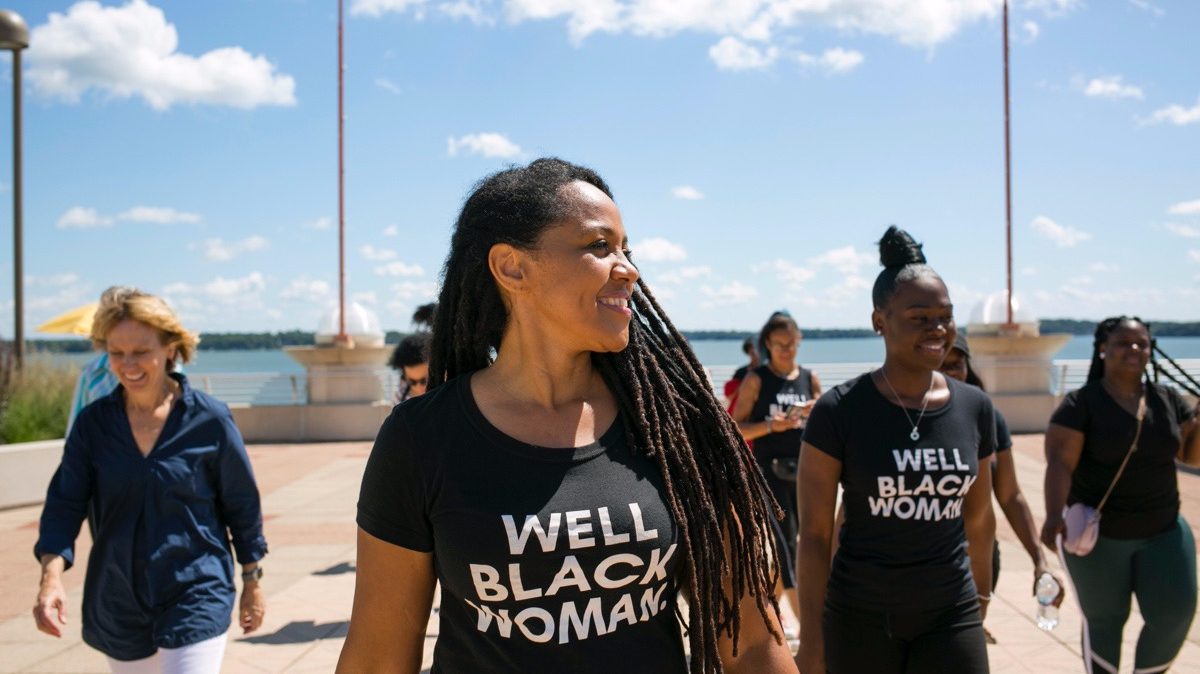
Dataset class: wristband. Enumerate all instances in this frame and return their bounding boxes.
[977,593,993,602]
[242,567,263,584]
[766,418,774,433]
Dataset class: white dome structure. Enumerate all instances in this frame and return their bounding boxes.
[316,302,385,347]
[967,291,1037,336]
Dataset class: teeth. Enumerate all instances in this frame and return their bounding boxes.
[599,297,629,308]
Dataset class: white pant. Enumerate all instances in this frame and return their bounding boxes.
[106,633,227,674]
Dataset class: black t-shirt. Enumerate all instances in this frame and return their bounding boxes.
[358,375,687,674]
[995,410,1012,453]
[750,365,814,462]
[1049,381,1194,539]
[803,374,996,611]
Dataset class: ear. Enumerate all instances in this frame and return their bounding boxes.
[871,308,885,335]
[488,243,530,297]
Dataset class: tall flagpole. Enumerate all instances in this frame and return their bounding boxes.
[1003,0,1015,327]
[335,0,349,345]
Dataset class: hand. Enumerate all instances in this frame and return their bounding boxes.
[1032,568,1066,608]
[1040,515,1064,553]
[795,644,825,674]
[33,580,68,638]
[239,584,265,634]
[771,412,804,432]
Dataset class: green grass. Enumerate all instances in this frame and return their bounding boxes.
[0,354,77,443]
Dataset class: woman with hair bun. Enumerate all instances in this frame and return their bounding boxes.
[1042,316,1199,674]
[795,226,996,673]
[339,158,794,673]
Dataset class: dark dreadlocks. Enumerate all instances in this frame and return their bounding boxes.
[429,157,782,673]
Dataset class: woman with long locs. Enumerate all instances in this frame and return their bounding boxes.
[337,158,795,673]
[795,226,996,674]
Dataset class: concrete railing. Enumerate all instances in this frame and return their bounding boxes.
[0,439,63,510]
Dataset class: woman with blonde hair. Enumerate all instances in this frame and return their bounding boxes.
[34,288,267,673]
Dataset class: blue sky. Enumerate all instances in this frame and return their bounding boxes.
[0,0,1197,335]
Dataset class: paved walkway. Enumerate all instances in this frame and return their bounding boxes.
[1,435,1197,673]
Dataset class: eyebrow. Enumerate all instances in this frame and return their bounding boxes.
[581,224,629,247]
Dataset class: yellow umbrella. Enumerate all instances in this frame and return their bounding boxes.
[36,302,98,336]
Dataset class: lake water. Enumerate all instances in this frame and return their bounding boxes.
[49,335,1200,373]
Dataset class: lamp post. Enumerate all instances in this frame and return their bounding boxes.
[0,10,27,367]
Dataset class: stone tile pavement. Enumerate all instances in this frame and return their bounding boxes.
[1,435,1197,673]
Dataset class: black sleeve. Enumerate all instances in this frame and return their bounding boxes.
[1164,385,1195,425]
[1049,389,1088,432]
[995,410,1013,453]
[802,389,844,461]
[977,394,997,461]
[357,409,434,552]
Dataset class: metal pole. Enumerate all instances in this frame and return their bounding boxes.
[12,49,22,366]
[336,0,348,344]
[1003,0,1015,328]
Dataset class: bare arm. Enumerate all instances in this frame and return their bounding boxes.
[715,530,798,673]
[734,373,802,441]
[809,372,823,399]
[992,451,1048,580]
[337,528,436,674]
[1179,401,1200,467]
[964,457,996,618]
[1040,424,1084,552]
[793,442,841,674]
[33,555,68,638]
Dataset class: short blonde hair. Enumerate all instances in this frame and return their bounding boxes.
[90,287,200,367]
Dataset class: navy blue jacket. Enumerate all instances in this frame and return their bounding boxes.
[35,374,267,660]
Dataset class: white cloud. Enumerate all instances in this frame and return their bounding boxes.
[1167,199,1200,216]
[633,237,687,262]
[1083,76,1143,100]
[383,224,400,236]
[657,265,712,284]
[375,261,425,276]
[280,277,333,301]
[118,206,201,224]
[1021,266,1037,276]
[709,36,778,71]
[1088,262,1119,273]
[1140,97,1200,126]
[796,47,864,75]
[447,132,522,158]
[198,235,268,262]
[374,77,402,94]
[1030,215,1091,247]
[1189,250,1200,263]
[306,216,333,230]
[166,272,267,308]
[700,281,758,307]
[28,0,296,111]
[753,259,817,285]
[204,272,266,299]
[808,245,875,274]
[360,244,398,261]
[353,291,379,306]
[350,0,429,18]
[1022,20,1039,41]
[387,281,439,309]
[671,185,704,200]
[1023,0,1081,16]
[1165,223,1200,238]
[440,0,493,23]
[1127,0,1165,17]
[56,206,112,229]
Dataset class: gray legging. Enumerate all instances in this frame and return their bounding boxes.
[1061,515,1197,674]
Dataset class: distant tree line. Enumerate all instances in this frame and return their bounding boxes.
[13,320,1200,353]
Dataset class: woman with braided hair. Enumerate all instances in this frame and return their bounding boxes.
[337,158,793,673]
[1042,316,1199,674]
[795,226,996,673]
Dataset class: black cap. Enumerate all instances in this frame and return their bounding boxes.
[952,332,971,359]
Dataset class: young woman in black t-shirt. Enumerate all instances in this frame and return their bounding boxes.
[1042,317,1200,674]
[338,158,794,673]
[733,312,822,628]
[795,226,996,674]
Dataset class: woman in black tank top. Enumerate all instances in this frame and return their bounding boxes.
[732,312,822,634]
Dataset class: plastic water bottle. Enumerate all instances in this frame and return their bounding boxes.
[1035,572,1060,631]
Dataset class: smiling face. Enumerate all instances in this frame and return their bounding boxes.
[105,319,175,395]
[517,180,640,354]
[874,273,955,372]
[1101,320,1151,379]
